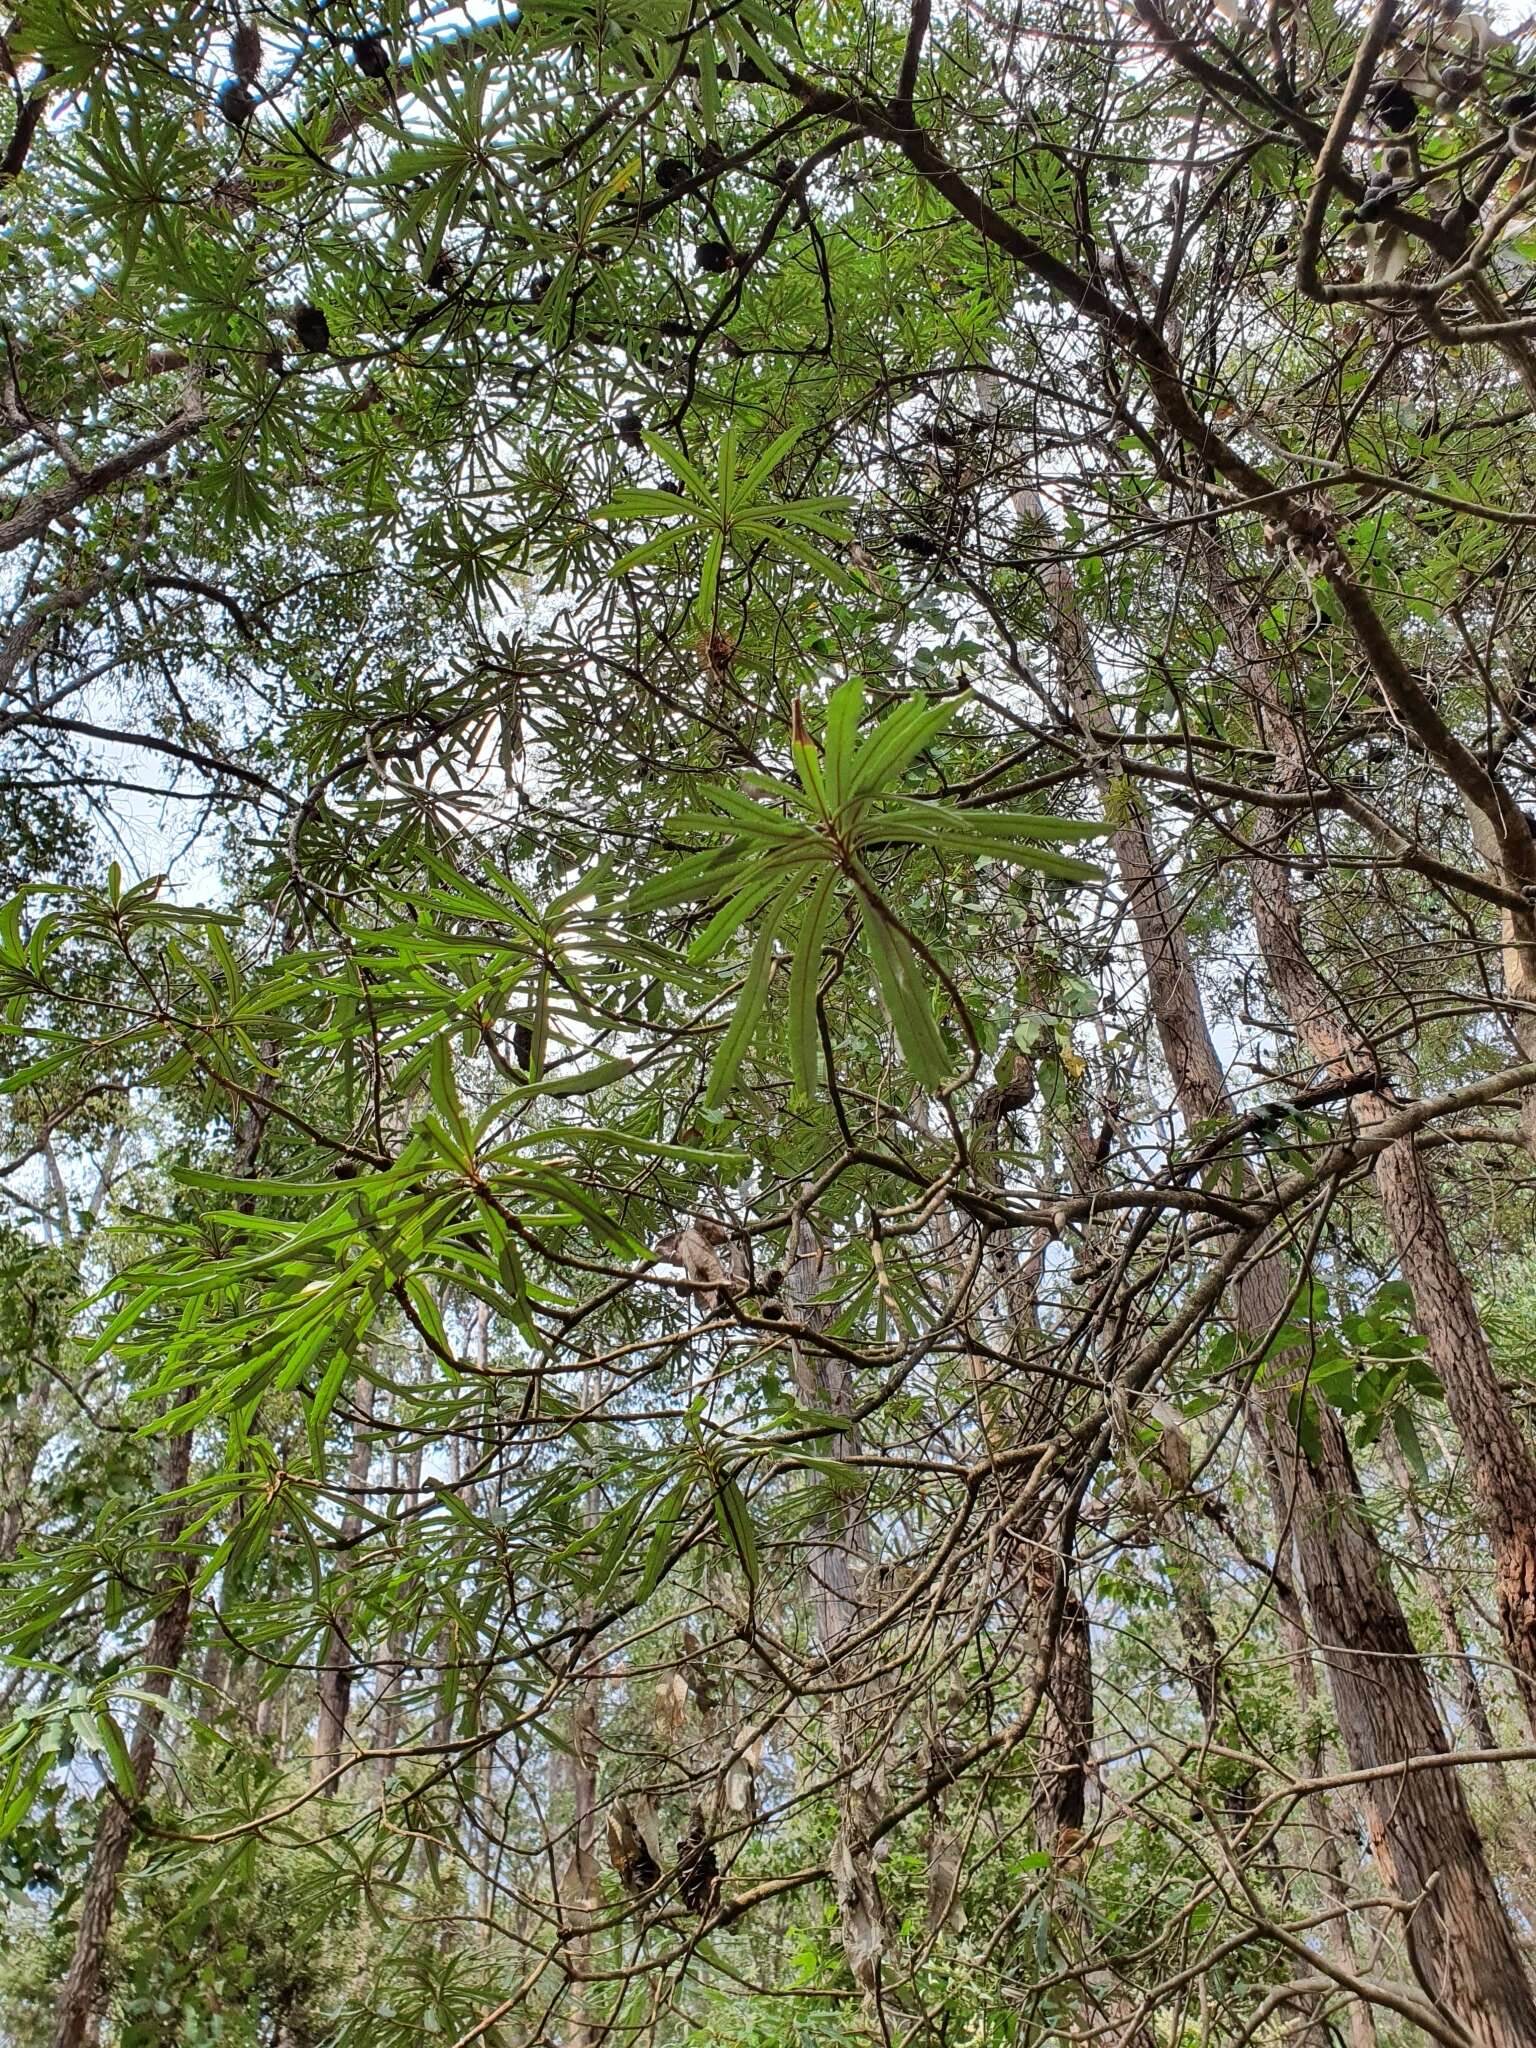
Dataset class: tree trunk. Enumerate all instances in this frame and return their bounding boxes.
[1044,560,1536,2046]
[50,1039,286,2048]
[1381,1431,1506,1780]
[313,1373,377,1791]
[1195,537,1536,1741]
[555,1597,601,2048]
[0,1385,44,1564]
[1031,1574,1092,1845]
[1258,1443,1379,2048]
[784,1214,892,1994]
[374,1432,421,1788]
[52,1432,194,2048]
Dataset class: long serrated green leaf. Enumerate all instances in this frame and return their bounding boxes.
[639,435,716,503]
[704,892,794,1108]
[858,890,951,1088]
[848,693,966,799]
[821,677,863,810]
[881,799,1103,842]
[689,873,798,965]
[636,1475,692,1601]
[735,424,803,503]
[788,869,839,1099]
[712,1475,759,1588]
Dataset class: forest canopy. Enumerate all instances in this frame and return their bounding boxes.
[8,0,1536,2043]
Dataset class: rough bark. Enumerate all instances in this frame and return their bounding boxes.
[1381,1432,1505,1782]
[52,1039,287,2047]
[51,1432,194,2048]
[1199,539,1536,1740]
[968,1021,1097,1859]
[1258,1442,1380,2048]
[0,1387,43,1564]
[555,1608,601,2048]
[1045,562,1536,2047]
[784,1215,891,1994]
[1032,1576,1092,1842]
[313,1373,377,1790]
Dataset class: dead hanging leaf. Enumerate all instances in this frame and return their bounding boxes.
[606,1801,661,1895]
[557,1832,602,1914]
[680,1624,717,1716]
[1366,223,1407,285]
[676,1805,720,1912]
[829,1828,890,1990]
[723,1757,754,1815]
[1149,1399,1194,1496]
[695,628,737,683]
[722,1731,763,1816]
[655,1215,733,1309]
[633,1792,663,1868]
[655,1668,689,1738]
[925,1824,967,1937]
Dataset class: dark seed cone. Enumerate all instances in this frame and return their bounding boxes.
[219,79,257,128]
[231,18,262,82]
[353,34,390,79]
[292,303,331,353]
[676,1808,720,1913]
[231,19,262,84]
[1370,80,1418,132]
[607,1803,662,1896]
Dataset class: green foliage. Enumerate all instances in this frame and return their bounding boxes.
[4,0,1536,2042]
[625,679,1100,1099]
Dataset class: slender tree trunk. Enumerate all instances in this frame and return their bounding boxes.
[0,1385,44,1563]
[971,1049,1101,1862]
[254,1678,279,1745]
[429,1418,468,1758]
[1044,561,1536,2046]
[1066,1092,1335,2035]
[1259,1450,1379,2048]
[1030,1573,1092,1844]
[555,1592,601,2048]
[51,1432,194,2048]
[50,1032,285,2048]
[313,1373,377,1790]
[1197,540,1536,1741]
[195,1638,228,1729]
[1380,1432,1506,1777]
[784,1215,892,1994]
[786,1217,866,1645]
[375,1434,421,1787]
